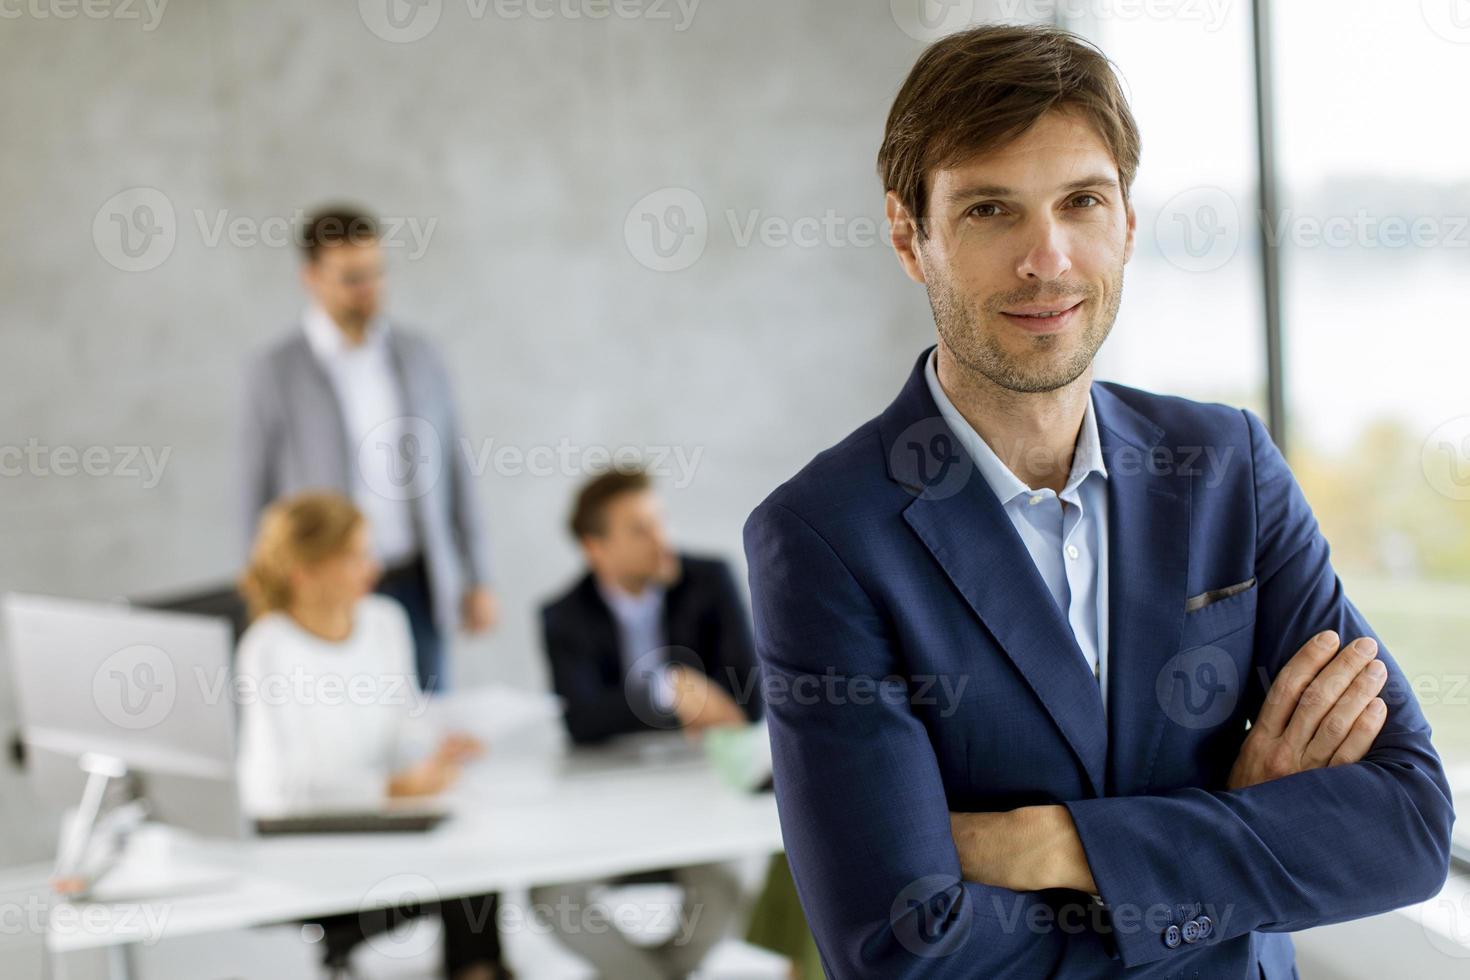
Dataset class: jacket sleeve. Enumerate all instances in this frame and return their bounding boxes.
[706,558,764,722]
[1061,408,1456,968]
[745,499,1100,979]
[541,607,663,745]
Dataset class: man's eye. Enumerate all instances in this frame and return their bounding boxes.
[967,203,1004,219]
[1070,194,1102,208]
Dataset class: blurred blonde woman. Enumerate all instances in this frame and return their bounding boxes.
[238,491,510,980]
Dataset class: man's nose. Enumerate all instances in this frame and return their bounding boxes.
[1014,217,1073,282]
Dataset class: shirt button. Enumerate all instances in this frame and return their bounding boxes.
[1028,494,1044,505]
[1066,545,1080,560]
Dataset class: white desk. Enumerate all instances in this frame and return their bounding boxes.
[44,735,784,976]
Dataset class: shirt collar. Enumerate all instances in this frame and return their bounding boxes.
[596,577,665,622]
[302,303,388,360]
[923,347,1107,506]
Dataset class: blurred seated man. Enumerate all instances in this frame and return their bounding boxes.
[236,491,511,980]
[541,466,761,742]
[531,467,759,979]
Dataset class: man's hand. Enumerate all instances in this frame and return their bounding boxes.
[1227,629,1388,790]
[949,805,1096,893]
[668,664,748,735]
[461,586,499,634]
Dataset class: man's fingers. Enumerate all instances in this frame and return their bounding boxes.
[1301,657,1388,768]
[1254,630,1340,736]
[1328,697,1388,766]
[1283,636,1379,752]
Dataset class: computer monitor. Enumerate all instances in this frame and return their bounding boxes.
[1,593,245,840]
[132,584,250,647]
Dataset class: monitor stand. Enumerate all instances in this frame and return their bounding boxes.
[50,753,239,903]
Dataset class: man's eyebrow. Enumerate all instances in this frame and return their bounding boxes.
[943,173,1120,203]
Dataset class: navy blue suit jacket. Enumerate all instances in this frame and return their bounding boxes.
[743,347,1454,978]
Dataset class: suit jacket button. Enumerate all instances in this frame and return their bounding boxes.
[1196,915,1213,939]
[1163,924,1182,948]
[1181,919,1201,944]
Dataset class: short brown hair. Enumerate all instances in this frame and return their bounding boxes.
[878,24,1140,237]
[239,492,365,619]
[301,205,379,262]
[569,467,651,540]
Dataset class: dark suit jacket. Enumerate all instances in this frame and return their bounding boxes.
[743,347,1454,979]
[540,554,762,744]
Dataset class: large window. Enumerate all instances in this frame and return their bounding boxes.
[1066,0,1470,813]
[1062,3,1267,414]
[1271,0,1470,792]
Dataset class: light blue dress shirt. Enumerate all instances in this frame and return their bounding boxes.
[597,578,675,712]
[924,350,1111,712]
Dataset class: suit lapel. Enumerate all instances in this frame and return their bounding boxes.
[1093,384,1192,796]
[879,349,1194,800]
[882,349,1107,797]
[903,483,1110,797]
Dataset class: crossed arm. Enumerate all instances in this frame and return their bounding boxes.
[744,410,1454,976]
[950,627,1395,896]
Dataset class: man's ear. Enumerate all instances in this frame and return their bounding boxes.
[579,534,603,571]
[1122,198,1137,265]
[886,191,928,285]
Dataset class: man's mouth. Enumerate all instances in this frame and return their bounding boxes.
[999,300,1084,333]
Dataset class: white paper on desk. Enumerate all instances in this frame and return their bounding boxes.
[423,684,562,742]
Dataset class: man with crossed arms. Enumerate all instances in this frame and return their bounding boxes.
[743,24,1454,979]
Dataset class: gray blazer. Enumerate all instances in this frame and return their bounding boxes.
[240,323,492,628]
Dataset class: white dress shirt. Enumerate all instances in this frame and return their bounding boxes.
[924,349,1111,712]
[302,305,419,566]
[235,595,431,817]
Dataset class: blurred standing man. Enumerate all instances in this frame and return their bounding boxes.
[241,205,497,693]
